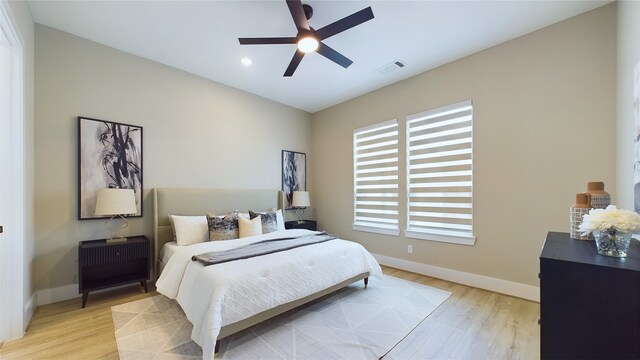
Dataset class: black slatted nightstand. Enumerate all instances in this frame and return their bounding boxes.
[285,220,317,231]
[78,235,150,308]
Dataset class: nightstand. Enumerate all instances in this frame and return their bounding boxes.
[78,235,150,308]
[285,220,317,231]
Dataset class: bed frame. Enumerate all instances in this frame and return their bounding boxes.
[152,188,369,356]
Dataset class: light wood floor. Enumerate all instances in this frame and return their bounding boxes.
[0,267,540,359]
[0,285,156,360]
[382,267,539,359]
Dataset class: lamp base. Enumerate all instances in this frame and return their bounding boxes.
[106,237,128,244]
[105,215,130,244]
[295,207,305,222]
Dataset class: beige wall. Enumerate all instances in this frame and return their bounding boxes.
[311,4,616,287]
[34,25,312,292]
[616,1,640,211]
[33,3,619,296]
[7,0,35,325]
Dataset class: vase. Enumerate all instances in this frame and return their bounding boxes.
[570,193,592,240]
[586,181,611,209]
[593,229,632,257]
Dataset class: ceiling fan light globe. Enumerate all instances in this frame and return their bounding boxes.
[297,37,319,53]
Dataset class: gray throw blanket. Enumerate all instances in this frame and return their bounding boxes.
[192,232,338,266]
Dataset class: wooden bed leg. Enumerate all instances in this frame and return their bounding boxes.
[364,277,369,288]
[214,339,220,358]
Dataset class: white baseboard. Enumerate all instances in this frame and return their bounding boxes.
[372,253,540,302]
[36,282,150,306]
[36,284,78,306]
[24,293,36,329]
[35,256,539,305]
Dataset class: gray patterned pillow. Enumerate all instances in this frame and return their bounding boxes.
[249,209,279,234]
[207,210,239,241]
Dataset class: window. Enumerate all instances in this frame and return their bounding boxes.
[405,101,475,245]
[353,119,399,236]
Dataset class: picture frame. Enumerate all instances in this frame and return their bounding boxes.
[78,116,143,220]
[635,62,640,212]
[282,150,306,209]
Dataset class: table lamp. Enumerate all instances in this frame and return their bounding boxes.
[292,191,310,223]
[95,188,137,243]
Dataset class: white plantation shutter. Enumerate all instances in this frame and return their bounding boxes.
[405,101,475,245]
[353,119,400,236]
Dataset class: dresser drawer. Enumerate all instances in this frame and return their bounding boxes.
[79,240,148,266]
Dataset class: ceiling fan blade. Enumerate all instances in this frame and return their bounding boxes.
[284,50,305,77]
[286,0,310,32]
[316,7,374,40]
[316,42,353,68]
[239,37,297,45]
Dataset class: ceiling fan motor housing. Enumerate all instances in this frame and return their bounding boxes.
[303,4,313,20]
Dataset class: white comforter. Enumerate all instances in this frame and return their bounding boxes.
[156,229,382,360]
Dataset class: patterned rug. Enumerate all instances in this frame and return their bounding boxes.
[111,275,451,359]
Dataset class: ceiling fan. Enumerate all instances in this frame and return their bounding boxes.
[238,0,374,77]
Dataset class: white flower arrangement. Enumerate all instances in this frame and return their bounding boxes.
[579,205,640,235]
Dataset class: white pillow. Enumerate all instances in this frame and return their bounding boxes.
[170,215,208,246]
[276,209,285,231]
[239,215,262,238]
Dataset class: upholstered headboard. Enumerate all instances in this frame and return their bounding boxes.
[152,188,284,278]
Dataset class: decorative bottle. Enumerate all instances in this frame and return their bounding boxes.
[570,193,592,240]
[586,181,611,209]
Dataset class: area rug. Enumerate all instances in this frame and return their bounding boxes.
[111,275,451,359]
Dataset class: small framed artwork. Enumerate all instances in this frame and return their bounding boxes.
[282,150,306,209]
[78,116,143,219]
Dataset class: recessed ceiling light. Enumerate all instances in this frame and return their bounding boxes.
[240,57,252,66]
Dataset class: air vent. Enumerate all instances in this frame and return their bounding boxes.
[376,60,406,75]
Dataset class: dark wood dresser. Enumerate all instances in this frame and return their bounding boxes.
[540,231,640,359]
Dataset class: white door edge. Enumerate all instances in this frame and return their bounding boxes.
[0,0,25,341]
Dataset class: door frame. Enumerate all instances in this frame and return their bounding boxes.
[0,0,25,341]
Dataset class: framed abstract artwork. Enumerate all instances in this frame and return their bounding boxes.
[282,150,306,209]
[78,117,143,219]
[635,62,640,212]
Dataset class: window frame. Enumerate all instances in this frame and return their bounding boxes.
[404,100,476,246]
[352,119,400,236]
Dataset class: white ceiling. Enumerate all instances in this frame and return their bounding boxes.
[28,0,610,113]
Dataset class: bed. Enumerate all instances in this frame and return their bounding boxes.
[152,188,382,360]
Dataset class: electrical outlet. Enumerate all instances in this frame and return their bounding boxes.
[407,245,413,254]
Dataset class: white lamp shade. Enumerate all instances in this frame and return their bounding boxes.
[95,188,137,216]
[292,191,310,207]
